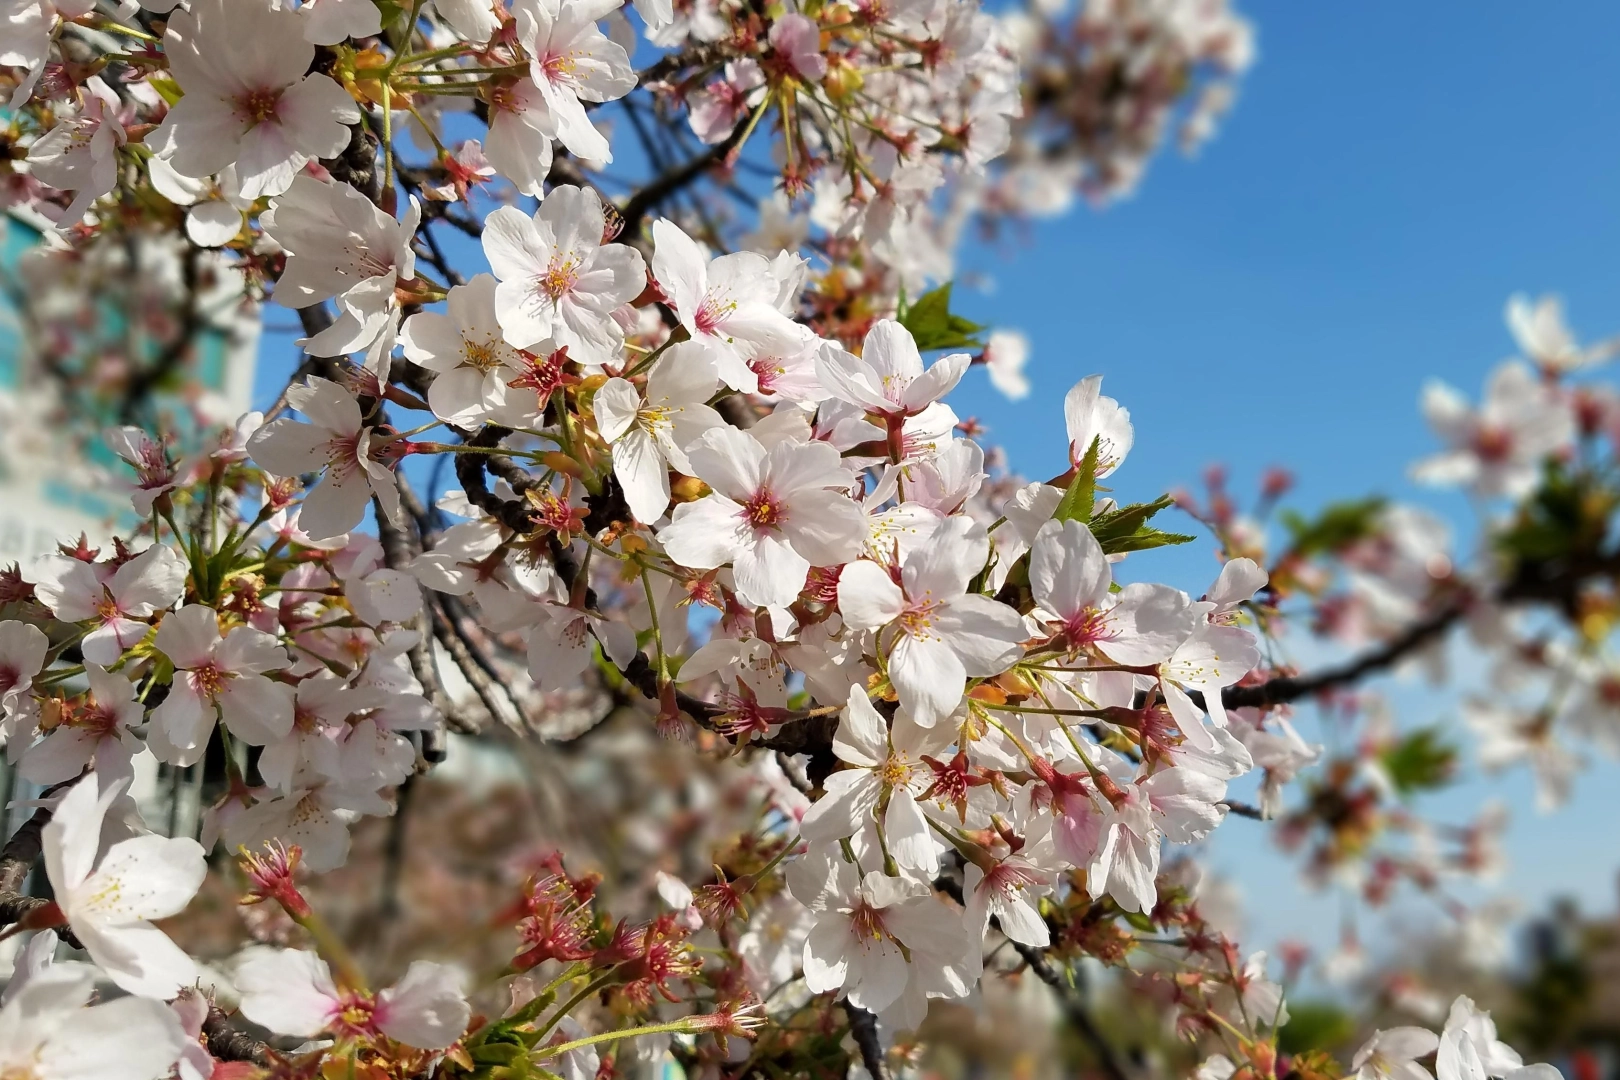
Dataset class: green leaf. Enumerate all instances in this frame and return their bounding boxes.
[1277,1001,1356,1054]
[1121,909,1157,934]
[1051,436,1100,524]
[1279,497,1386,558]
[1379,726,1457,796]
[1101,527,1198,554]
[896,282,986,352]
[147,76,183,107]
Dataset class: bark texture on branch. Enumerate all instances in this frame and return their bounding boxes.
[841,999,891,1080]
[202,1005,274,1066]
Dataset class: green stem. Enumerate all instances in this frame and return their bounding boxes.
[534,1019,699,1061]
[535,970,619,1042]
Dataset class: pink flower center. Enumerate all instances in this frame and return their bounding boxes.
[77,701,122,738]
[694,291,735,335]
[540,52,578,86]
[849,900,889,945]
[539,255,580,301]
[233,87,284,127]
[331,992,379,1040]
[1060,607,1108,649]
[898,599,941,641]
[0,667,18,696]
[984,861,1038,900]
[191,660,231,700]
[747,356,785,395]
[324,432,364,478]
[743,488,787,530]
[1472,424,1513,463]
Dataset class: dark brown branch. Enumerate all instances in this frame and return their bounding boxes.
[635,43,729,88]
[932,871,1130,1080]
[428,593,525,734]
[1014,945,1133,1080]
[1222,547,1620,711]
[617,106,753,237]
[841,999,891,1080]
[202,1005,273,1066]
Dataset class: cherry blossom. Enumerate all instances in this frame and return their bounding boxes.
[31,542,188,666]
[237,948,470,1049]
[148,0,360,200]
[839,516,1027,726]
[1436,997,1562,1080]
[594,341,725,523]
[401,274,530,428]
[511,0,637,162]
[1413,362,1575,499]
[1064,374,1134,476]
[484,185,647,363]
[659,426,866,609]
[19,663,145,785]
[247,377,404,540]
[1353,1027,1441,1080]
[42,775,208,999]
[26,77,125,227]
[815,319,969,422]
[792,848,977,1030]
[150,604,294,765]
[799,687,951,876]
[0,962,186,1080]
[651,218,804,393]
[0,620,48,710]
[262,177,422,359]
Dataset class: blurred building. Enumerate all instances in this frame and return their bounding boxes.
[0,205,259,562]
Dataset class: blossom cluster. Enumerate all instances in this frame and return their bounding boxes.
[0,0,1608,1075]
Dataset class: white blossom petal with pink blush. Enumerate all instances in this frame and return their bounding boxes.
[0,963,187,1080]
[0,620,48,707]
[768,14,827,81]
[595,340,724,522]
[147,0,359,200]
[485,185,647,363]
[150,605,294,765]
[32,543,188,665]
[374,961,472,1048]
[299,0,383,45]
[1064,375,1133,476]
[249,377,402,540]
[659,426,866,609]
[262,176,420,358]
[511,0,636,162]
[652,218,804,392]
[403,274,529,428]
[20,663,144,786]
[839,517,1025,726]
[26,77,126,227]
[815,319,969,419]
[42,776,207,1000]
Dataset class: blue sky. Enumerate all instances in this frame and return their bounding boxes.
[252,1,1620,979]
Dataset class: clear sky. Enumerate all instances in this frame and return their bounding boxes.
[251,0,1620,982]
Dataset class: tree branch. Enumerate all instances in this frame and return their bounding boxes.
[617,108,752,237]
[202,1005,273,1066]
[1222,547,1620,711]
[841,999,891,1080]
